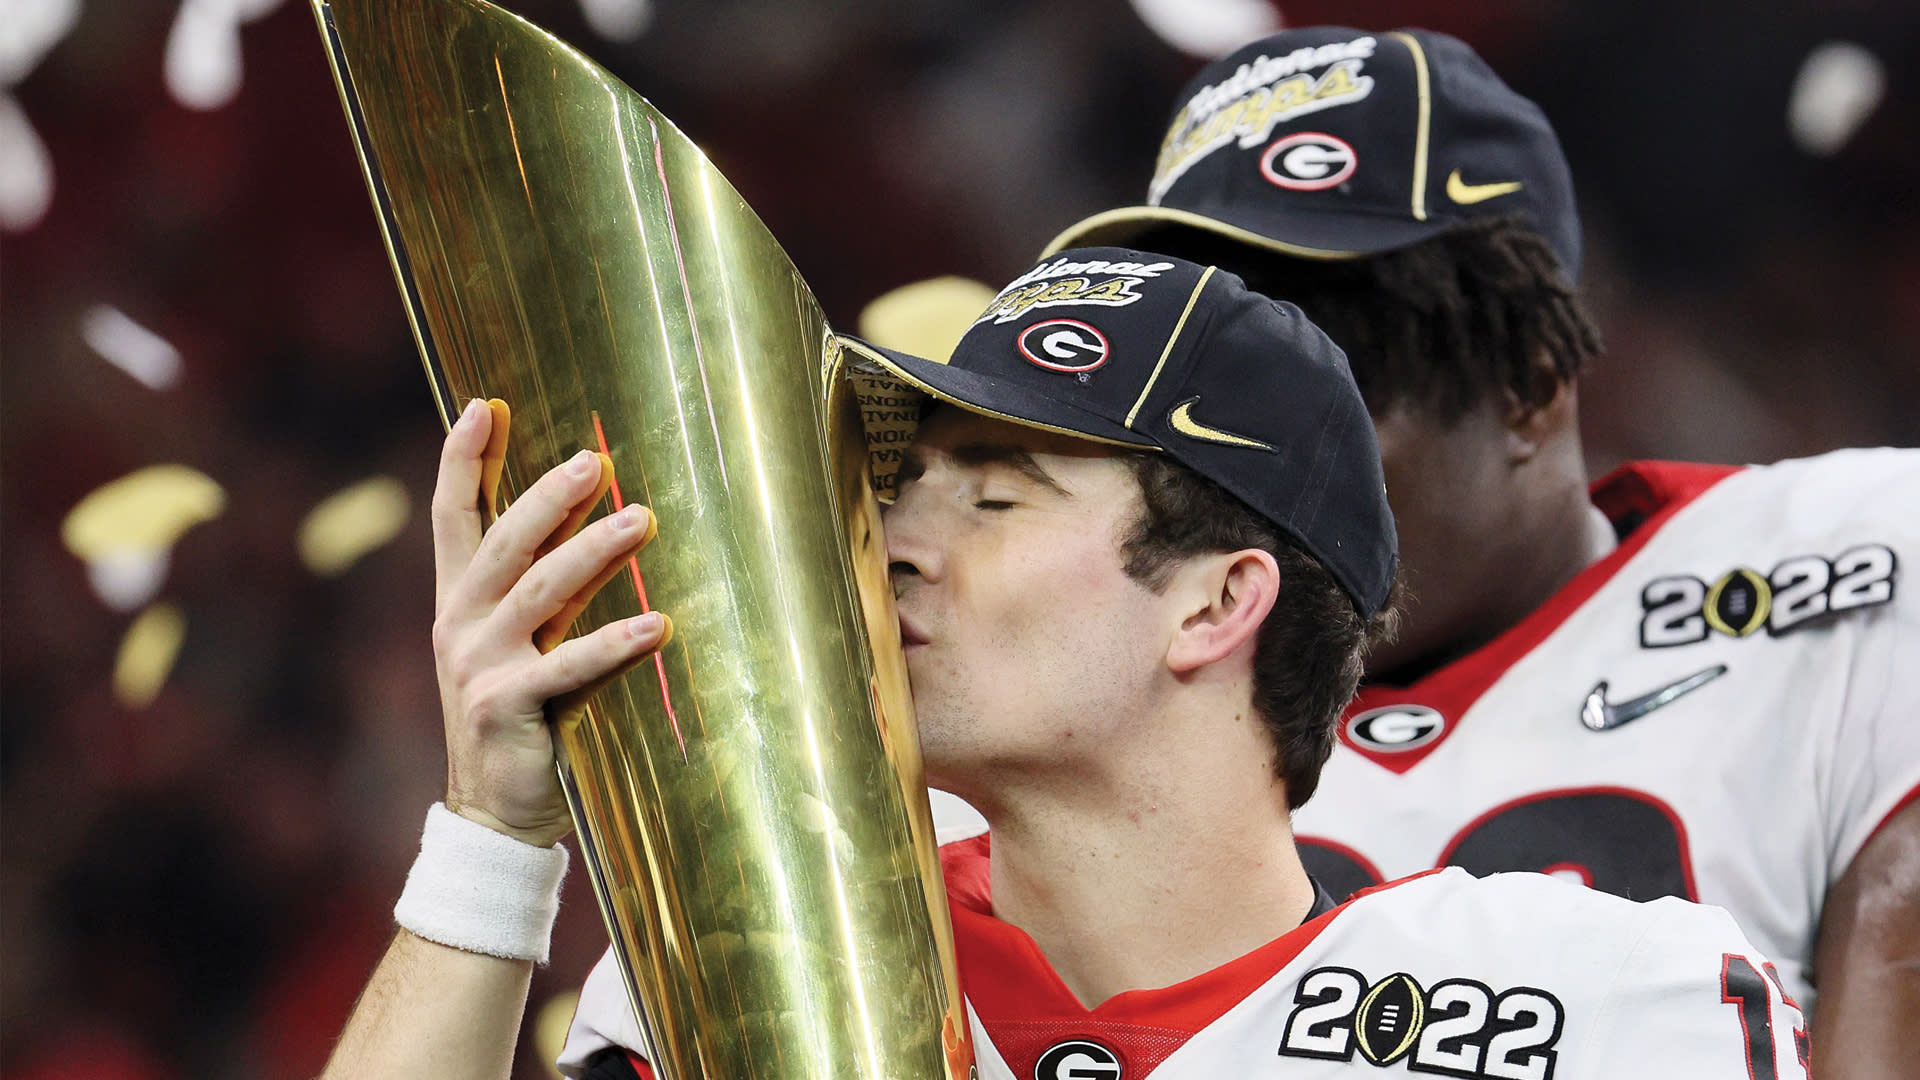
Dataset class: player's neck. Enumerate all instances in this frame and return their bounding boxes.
[978,711,1317,1009]
[1370,439,1615,685]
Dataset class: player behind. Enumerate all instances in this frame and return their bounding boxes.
[321,248,1811,1080]
[1043,26,1920,1078]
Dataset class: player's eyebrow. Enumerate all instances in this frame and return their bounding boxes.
[895,442,1071,497]
[947,442,1071,497]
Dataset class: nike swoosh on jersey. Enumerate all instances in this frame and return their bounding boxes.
[1580,665,1728,732]
[1446,169,1524,205]
[1168,398,1275,451]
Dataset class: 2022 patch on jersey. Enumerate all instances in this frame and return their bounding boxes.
[1293,450,1920,1006]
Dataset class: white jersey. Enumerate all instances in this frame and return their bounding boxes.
[1294,450,1920,1006]
[563,837,1810,1080]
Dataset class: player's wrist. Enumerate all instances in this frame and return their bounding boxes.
[394,802,570,963]
[443,794,574,849]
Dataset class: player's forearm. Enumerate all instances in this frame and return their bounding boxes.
[321,929,535,1080]
[1809,916,1920,1080]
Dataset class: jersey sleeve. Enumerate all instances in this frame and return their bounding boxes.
[1571,898,1809,1080]
[1819,573,1920,883]
[557,947,654,1079]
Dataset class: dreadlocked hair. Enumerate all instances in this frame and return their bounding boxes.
[1118,452,1402,809]
[1134,217,1602,424]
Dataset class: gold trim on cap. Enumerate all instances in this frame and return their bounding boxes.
[1126,266,1215,428]
[1392,31,1433,223]
[840,337,1154,451]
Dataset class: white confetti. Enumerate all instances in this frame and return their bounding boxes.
[82,304,185,389]
[0,91,51,231]
[579,0,652,43]
[1128,0,1281,59]
[0,0,79,232]
[1788,42,1885,157]
[0,0,81,86]
[164,0,287,111]
[89,549,174,613]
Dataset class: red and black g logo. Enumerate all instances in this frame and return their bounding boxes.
[1017,319,1110,373]
[1260,132,1357,191]
[1344,705,1445,754]
[1034,1040,1122,1080]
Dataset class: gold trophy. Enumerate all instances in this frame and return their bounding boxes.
[310,2,973,1077]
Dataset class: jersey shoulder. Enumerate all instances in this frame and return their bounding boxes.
[1621,450,1915,644]
[1332,869,1788,1023]
[1340,866,1734,959]
[1668,448,1920,547]
[1293,870,1809,1078]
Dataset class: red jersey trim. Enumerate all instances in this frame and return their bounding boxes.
[1337,461,1743,774]
[945,834,1430,1031]
[1345,866,1446,903]
[1861,780,1920,851]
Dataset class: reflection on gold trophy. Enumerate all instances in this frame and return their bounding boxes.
[309,2,972,1077]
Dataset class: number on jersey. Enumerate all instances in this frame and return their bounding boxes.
[1299,787,1696,904]
[1721,955,1811,1080]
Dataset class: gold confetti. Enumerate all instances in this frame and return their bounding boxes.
[114,603,186,709]
[64,465,226,610]
[298,476,411,576]
[856,276,996,364]
[62,464,226,559]
[531,989,581,1080]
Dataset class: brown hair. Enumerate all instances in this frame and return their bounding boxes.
[1119,452,1400,808]
[1136,217,1602,423]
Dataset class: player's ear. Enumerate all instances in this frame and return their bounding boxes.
[1165,548,1280,674]
[1500,352,1577,464]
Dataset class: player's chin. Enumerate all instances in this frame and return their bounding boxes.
[911,707,969,777]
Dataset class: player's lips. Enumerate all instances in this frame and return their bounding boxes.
[897,615,930,649]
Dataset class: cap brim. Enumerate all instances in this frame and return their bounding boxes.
[837,336,1157,452]
[1041,205,1452,263]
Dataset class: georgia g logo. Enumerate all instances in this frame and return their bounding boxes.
[1018,319,1110,373]
[1260,132,1357,191]
[1345,705,1445,753]
[1034,1039,1122,1080]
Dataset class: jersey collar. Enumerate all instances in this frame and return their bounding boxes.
[1338,460,1741,774]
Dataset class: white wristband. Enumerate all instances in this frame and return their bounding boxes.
[394,802,570,964]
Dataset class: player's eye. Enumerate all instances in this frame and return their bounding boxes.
[973,499,1014,511]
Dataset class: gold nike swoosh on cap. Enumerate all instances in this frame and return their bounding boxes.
[1168,398,1275,452]
[1445,168,1524,205]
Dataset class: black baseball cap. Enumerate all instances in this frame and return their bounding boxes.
[839,246,1397,619]
[1043,28,1582,282]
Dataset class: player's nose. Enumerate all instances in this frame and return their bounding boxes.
[882,485,941,587]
